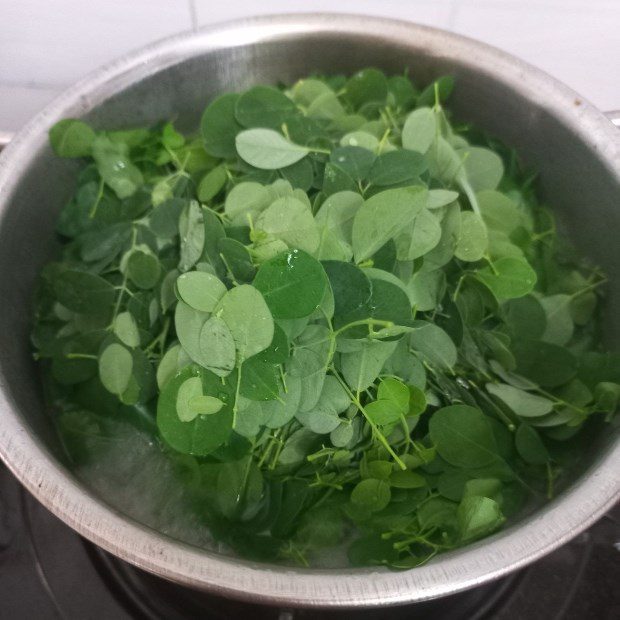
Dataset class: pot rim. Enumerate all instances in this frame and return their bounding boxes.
[0,12,618,608]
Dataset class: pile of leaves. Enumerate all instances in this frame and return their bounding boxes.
[33,69,619,568]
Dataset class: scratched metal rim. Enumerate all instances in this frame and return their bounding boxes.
[0,13,618,608]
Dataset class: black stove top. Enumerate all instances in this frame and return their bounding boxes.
[1,464,618,620]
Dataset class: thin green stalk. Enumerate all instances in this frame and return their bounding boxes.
[330,368,406,470]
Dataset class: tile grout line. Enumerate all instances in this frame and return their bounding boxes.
[188,0,198,32]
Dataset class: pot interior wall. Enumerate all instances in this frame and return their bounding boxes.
[0,25,618,555]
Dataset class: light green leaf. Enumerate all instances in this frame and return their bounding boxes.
[486,382,554,417]
[49,119,95,157]
[429,405,499,468]
[215,284,274,360]
[176,271,227,313]
[255,196,320,254]
[352,187,427,262]
[224,181,272,223]
[156,344,182,390]
[410,321,457,370]
[477,257,537,300]
[113,311,140,348]
[235,128,308,170]
[341,339,398,392]
[402,107,436,153]
[199,315,236,377]
[455,211,488,262]
[461,146,504,191]
[99,343,133,395]
[395,208,442,260]
[540,294,574,346]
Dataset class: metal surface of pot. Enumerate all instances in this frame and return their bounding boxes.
[0,13,618,608]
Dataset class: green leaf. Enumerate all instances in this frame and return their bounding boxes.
[127,248,161,289]
[515,424,549,464]
[235,85,298,129]
[236,129,308,170]
[461,147,504,191]
[156,344,182,390]
[98,343,133,395]
[253,250,326,319]
[417,75,454,107]
[344,68,388,109]
[352,187,427,262]
[455,211,488,262]
[429,405,499,468]
[176,376,224,421]
[477,190,524,236]
[486,383,554,417]
[218,238,256,283]
[330,146,375,182]
[341,339,397,392]
[92,136,143,199]
[263,376,302,428]
[224,181,272,223]
[502,295,547,341]
[197,165,228,202]
[322,162,357,196]
[179,201,205,272]
[176,271,227,312]
[367,150,427,186]
[215,284,274,360]
[255,196,319,254]
[377,377,409,413]
[315,191,362,260]
[340,130,380,151]
[157,366,235,455]
[175,301,210,367]
[387,75,416,108]
[199,315,236,377]
[540,294,574,346]
[201,93,243,158]
[401,107,436,154]
[395,207,442,261]
[49,119,96,157]
[407,268,445,312]
[201,206,226,277]
[409,321,457,370]
[427,136,463,184]
[390,470,426,489]
[477,257,537,300]
[240,355,280,401]
[512,339,577,388]
[457,496,504,542]
[428,189,459,209]
[113,311,140,348]
[351,478,391,512]
[322,260,372,318]
[296,375,348,433]
[53,270,115,315]
[364,399,402,425]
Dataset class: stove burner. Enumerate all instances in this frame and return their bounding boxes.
[1,465,618,619]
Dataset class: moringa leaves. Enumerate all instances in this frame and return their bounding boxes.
[37,69,615,572]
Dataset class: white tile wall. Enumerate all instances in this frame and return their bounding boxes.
[1,0,618,134]
[451,0,620,112]
[191,0,455,29]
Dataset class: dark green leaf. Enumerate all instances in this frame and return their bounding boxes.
[253,250,326,319]
[201,93,243,158]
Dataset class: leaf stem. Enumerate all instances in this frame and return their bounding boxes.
[330,368,406,470]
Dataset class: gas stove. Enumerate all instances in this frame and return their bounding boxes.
[1,464,618,619]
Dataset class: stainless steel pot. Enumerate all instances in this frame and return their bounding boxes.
[0,13,618,609]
